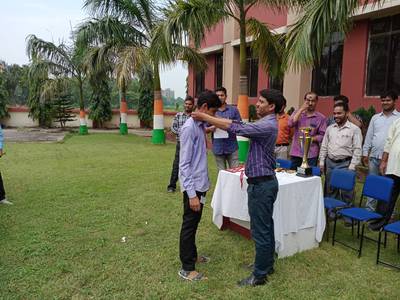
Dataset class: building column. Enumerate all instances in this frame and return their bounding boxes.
[283,68,312,110]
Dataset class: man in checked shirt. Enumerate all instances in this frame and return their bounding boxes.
[167,96,194,193]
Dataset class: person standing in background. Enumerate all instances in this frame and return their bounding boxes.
[288,92,326,170]
[0,125,11,205]
[167,96,194,193]
[209,87,241,171]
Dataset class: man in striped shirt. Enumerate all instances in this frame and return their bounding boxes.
[192,89,284,287]
[167,96,194,193]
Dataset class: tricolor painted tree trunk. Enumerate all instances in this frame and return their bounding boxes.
[152,90,165,144]
[79,109,88,135]
[237,76,249,163]
[152,68,165,144]
[237,17,249,163]
[120,97,128,135]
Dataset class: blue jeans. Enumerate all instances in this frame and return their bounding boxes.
[325,158,352,202]
[247,177,279,279]
[365,157,380,211]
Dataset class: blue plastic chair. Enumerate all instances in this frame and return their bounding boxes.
[312,167,321,176]
[276,158,292,169]
[377,221,400,270]
[333,175,394,257]
[324,169,356,241]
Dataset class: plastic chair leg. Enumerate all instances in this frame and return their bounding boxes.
[384,231,387,248]
[358,223,366,258]
[377,230,382,264]
[325,209,330,242]
[332,216,338,246]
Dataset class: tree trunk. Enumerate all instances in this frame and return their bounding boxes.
[151,64,165,144]
[119,81,128,135]
[237,7,249,162]
[78,77,88,135]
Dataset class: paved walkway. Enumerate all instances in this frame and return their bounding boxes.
[3,128,154,142]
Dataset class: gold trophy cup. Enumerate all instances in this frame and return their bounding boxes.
[296,127,313,177]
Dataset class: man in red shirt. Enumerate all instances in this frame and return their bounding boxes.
[275,97,291,160]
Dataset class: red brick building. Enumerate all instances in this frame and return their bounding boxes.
[187,1,400,116]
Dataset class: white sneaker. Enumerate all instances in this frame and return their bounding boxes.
[0,199,13,205]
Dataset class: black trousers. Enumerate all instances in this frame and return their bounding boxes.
[375,174,400,223]
[0,172,5,200]
[168,142,180,189]
[179,191,205,271]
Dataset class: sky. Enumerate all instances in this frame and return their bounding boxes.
[0,0,188,98]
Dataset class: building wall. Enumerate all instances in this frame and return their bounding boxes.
[2,107,177,130]
[246,5,287,29]
[205,54,216,90]
[200,23,224,48]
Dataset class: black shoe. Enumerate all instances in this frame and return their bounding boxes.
[237,274,267,287]
[241,263,274,275]
[167,187,176,193]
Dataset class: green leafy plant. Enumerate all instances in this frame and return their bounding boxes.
[0,72,10,119]
[353,105,376,128]
[53,91,76,128]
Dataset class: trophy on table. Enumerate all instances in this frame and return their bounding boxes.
[296,127,313,177]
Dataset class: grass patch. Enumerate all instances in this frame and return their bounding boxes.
[0,133,399,299]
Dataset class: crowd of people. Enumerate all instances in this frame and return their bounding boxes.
[168,87,400,286]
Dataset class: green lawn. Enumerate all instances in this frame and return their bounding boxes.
[0,133,399,299]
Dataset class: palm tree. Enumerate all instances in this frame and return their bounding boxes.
[78,0,206,142]
[26,35,89,134]
[83,46,114,128]
[164,0,287,161]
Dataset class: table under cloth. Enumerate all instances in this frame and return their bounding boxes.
[211,170,326,257]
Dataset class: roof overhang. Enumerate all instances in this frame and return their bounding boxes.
[230,25,287,47]
[200,44,224,54]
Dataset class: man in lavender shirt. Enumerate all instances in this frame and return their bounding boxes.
[289,92,327,170]
[178,90,221,282]
[193,89,284,287]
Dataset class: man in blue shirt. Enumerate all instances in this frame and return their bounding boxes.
[0,125,11,205]
[178,90,221,281]
[209,87,241,170]
[193,89,284,287]
[362,91,399,211]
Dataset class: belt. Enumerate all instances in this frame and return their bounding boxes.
[328,157,352,164]
[276,143,289,147]
[247,175,275,184]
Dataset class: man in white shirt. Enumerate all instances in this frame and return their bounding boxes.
[362,91,399,211]
[319,102,362,199]
[368,117,400,230]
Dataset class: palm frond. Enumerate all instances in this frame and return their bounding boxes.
[164,0,227,48]
[285,0,386,70]
[40,78,70,103]
[26,35,76,76]
[170,44,207,71]
[114,46,138,89]
[83,0,147,27]
[247,17,285,78]
[75,17,147,49]
[150,21,206,71]
[83,45,114,77]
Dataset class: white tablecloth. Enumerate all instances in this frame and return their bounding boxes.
[211,170,326,257]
